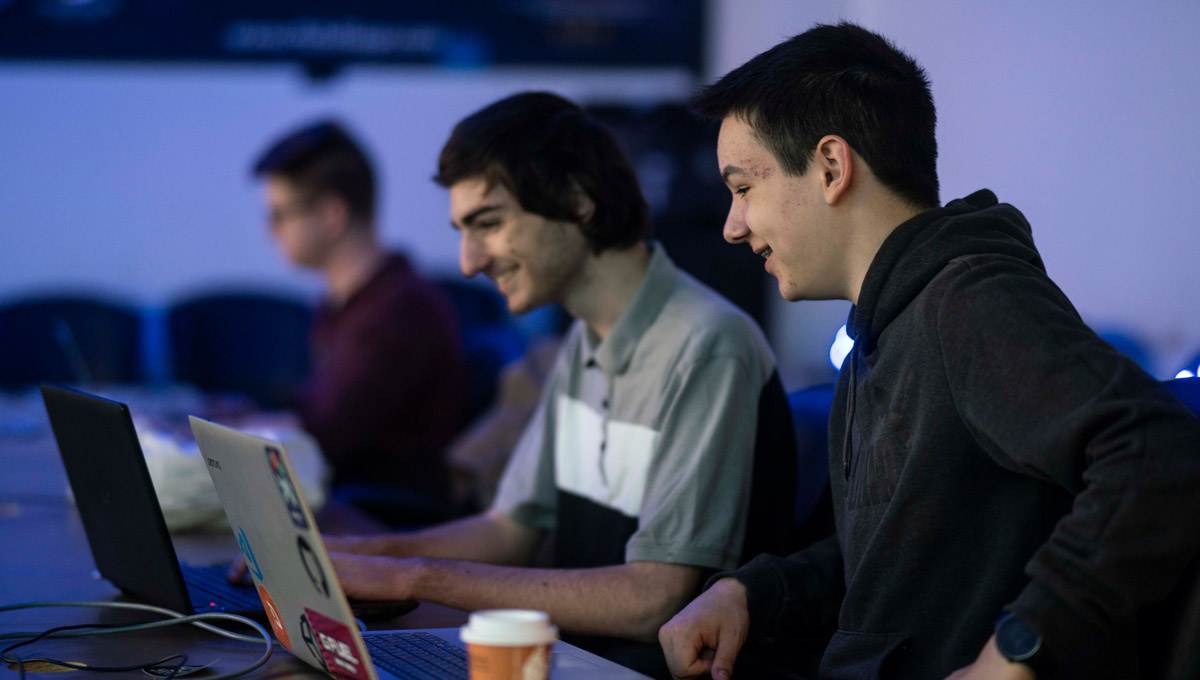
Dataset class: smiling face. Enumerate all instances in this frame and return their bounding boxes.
[449,177,591,315]
[717,115,845,301]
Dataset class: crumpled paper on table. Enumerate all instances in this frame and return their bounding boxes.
[136,424,331,533]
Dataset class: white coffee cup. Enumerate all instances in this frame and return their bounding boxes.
[460,609,558,680]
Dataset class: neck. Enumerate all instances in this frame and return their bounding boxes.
[564,242,652,340]
[843,194,926,306]
[322,229,386,304]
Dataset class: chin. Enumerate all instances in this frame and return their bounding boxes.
[503,293,535,316]
[505,290,556,317]
[776,280,795,300]
[779,281,807,302]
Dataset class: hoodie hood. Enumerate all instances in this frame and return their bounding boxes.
[848,189,1043,353]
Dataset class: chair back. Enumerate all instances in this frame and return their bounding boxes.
[432,277,527,423]
[0,294,142,387]
[167,292,311,408]
[787,383,835,550]
[1163,376,1200,415]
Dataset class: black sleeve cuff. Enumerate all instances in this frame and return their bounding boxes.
[1009,579,1110,675]
[705,536,845,642]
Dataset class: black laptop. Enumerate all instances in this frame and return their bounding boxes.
[39,384,413,621]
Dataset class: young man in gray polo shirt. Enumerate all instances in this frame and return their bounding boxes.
[310,92,796,671]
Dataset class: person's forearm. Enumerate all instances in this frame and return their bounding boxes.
[350,510,537,565]
[410,559,701,642]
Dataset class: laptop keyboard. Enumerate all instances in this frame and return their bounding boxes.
[181,563,263,611]
[363,631,469,680]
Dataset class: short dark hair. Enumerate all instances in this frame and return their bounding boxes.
[692,22,939,210]
[434,92,652,254]
[252,120,376,225]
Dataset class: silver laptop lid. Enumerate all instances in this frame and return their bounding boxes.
[192,417,652,680]
[190,416,379,680]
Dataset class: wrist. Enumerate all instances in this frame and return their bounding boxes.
[401,556,430,600]
[994,611,1053,679]
[354,534,390,556]
[712,577,748,606]
[380,532,421,558]
[347,534,374,555]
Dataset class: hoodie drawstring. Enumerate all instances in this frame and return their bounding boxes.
[842,349,857,480]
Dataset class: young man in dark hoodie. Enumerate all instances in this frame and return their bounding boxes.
[658,22,1200,680]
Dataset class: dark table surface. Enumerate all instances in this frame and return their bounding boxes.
[0,387,468,679]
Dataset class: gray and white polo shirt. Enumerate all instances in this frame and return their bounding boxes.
[492,244,796,572]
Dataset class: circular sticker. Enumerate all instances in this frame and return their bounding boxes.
[257,584,292,651]
[297,534,330,597]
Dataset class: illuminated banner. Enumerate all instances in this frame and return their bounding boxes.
[0,0,703,72]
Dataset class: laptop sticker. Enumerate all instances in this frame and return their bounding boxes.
[237,526,263,581]
[298,534,331,597]
[305,607,370,680]
[300,613,332,673]
[266,445,309,529]
[257,585,291,651]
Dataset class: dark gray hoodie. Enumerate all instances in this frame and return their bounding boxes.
[732,190,1200,679]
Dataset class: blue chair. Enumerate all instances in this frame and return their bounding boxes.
[167,292,312,409]
[0,294,142,388]
[1175,352,1200,379]
[1164,376,1200,414]
[1096,328,1154,374]
[787,383,836,551]
[432,277,527,424]
[433,277,509,326]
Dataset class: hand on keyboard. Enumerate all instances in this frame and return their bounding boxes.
[226,534,369,584]
[226,554,255,585]
[329,552,420,601]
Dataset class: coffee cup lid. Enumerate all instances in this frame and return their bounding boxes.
[459,609,558,646]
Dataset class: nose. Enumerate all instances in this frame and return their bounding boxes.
[459,231,490,277]
[723,201,749,244]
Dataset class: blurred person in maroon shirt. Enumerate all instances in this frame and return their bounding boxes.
[253,120,468,523]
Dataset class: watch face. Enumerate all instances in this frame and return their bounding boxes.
[996,613,1043,662]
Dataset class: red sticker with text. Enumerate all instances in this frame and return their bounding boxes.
[257,585,291,651]
[304,607,370,680]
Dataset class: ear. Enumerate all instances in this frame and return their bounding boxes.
[314,194,352,236]
[569,182,596,225]
[815,135,853,205]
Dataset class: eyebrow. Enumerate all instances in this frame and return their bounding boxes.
[721,165,747,184]
[453,204,502,229]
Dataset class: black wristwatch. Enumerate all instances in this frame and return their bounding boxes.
[994,611,1054,678]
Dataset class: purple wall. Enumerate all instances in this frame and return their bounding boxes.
[2,0,1198,384]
